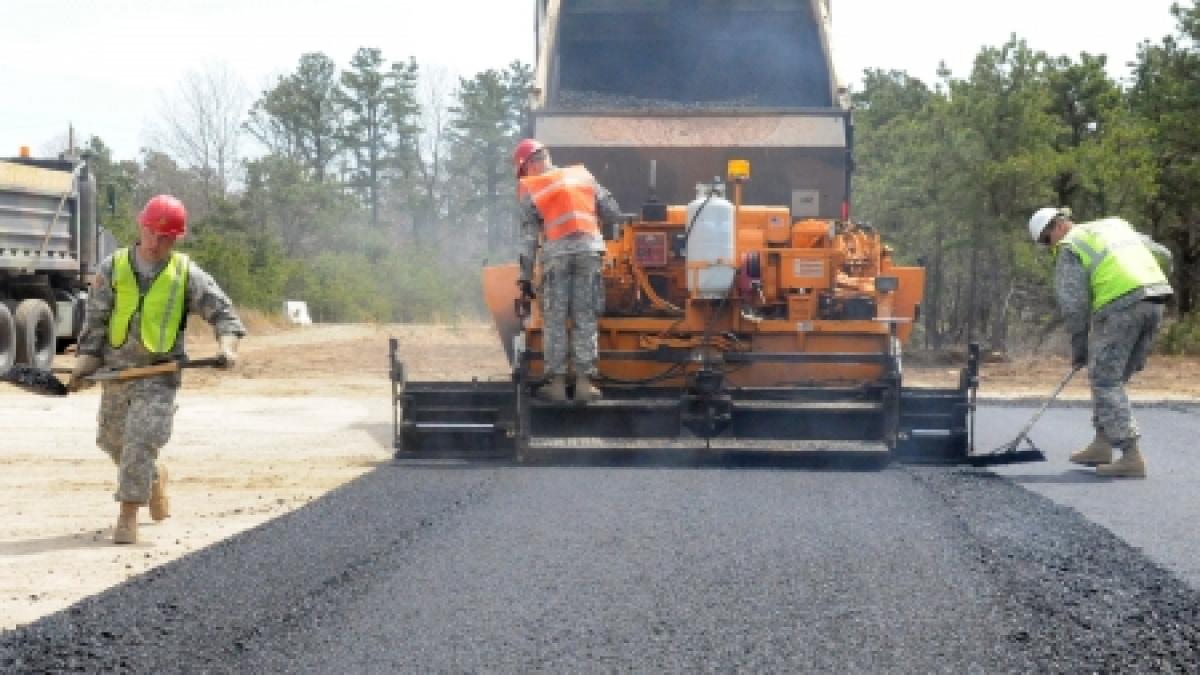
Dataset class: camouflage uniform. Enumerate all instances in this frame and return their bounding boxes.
[519,181,622,376]
[1055,242,1172,449]
[78,248,245,503]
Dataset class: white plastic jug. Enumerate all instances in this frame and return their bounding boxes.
[686,182,736,299]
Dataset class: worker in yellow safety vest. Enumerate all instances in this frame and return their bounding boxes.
[69,195,245,544]
[1028,207,1173,478]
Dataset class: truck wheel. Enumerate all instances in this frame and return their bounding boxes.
[14,299,55,370]
[0,304,15,376]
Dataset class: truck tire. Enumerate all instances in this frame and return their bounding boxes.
[14,299,55,370]
[0,303,15,376]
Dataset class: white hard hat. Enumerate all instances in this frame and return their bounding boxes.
[1028,207,1070,244]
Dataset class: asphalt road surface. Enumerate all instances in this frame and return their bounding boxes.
[3,404,1199,673]
[977,400,1200,589]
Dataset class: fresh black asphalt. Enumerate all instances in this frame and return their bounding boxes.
[3,404,1199,673]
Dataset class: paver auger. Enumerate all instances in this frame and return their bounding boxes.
[391,161,983,464]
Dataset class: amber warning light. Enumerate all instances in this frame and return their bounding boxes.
[727,159,750,182]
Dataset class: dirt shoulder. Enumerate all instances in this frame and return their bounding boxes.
[906,351,1200,401]
[0,322,508,631]
[1,321,1195,631]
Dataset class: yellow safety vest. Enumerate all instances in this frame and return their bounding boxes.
[1055,218,1168,311]
[109,248,189,353]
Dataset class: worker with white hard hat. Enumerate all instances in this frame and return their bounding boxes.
[1027,207,1173,478]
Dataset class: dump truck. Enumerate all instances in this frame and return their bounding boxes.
[390,0,986,463]
[0,147,111,375]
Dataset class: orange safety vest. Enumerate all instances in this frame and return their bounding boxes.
[518,165,601,240]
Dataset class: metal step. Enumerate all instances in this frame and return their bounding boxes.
[732,400,883,412]
[408,422,500,433]
[529,397,678,410]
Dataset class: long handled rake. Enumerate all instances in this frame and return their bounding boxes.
[967,365,1082,466]
[2,355,229,397]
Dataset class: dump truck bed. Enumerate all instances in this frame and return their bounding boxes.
[0,160,83,274]
[532,0,849,217]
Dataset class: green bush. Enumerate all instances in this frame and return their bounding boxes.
[1157,312,1200,355]
[278,246,483,323]
[185,230,291,312]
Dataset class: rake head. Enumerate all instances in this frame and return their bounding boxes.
[967,434,1048,466]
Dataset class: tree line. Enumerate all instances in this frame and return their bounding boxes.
[86,48,531,323]
[852,1,1200,354]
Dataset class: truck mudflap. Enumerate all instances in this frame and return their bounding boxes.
[390,339,979,464]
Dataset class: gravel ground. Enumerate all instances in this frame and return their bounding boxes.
[3,458,1198,673]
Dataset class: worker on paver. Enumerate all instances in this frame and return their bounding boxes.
[513,138,622,403]
[69,195,245,544]
[1028,207,1173,478]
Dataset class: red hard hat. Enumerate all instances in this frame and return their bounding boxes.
[138,195,188,237]
[512,138,545,177]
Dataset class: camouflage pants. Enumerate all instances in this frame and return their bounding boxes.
[1089,300,1164,446]
[541,252,604,376]
[97,375,177,503]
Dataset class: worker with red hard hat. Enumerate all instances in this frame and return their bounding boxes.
[512,139,545,178]
[70,194,246,544]
[514,138,622,403]
[140,194,188,235]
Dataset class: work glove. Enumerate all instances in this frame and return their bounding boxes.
[1070,333,1088,370]
[517,279,536,300]
[68,355,103,392]
[218,334,240,370]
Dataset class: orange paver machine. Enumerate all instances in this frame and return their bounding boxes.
[391,160,979,463]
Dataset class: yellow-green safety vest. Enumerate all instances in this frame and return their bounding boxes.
[1055,218,1168,311]
[109,248,190,353]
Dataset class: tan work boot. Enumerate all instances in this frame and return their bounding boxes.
[114,502,140,545]
[1096,441,1146,479]
[1070,433,1113,466]
[574,374,602,403]
[149,464,170,521]
[538,375,568,402]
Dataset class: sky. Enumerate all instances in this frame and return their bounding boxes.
[0,0,1185,161]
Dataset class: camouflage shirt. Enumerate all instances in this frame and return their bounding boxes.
[519,178,623,281]
[78,246,246,368]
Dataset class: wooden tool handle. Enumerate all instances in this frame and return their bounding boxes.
[100,361,181,380]
[86,355,228,382]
